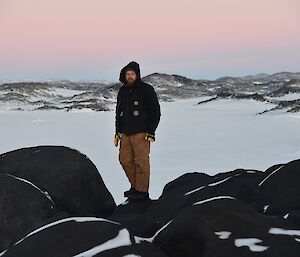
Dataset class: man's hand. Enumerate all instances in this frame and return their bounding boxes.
[144,132,155,142]
[114,132,122,147]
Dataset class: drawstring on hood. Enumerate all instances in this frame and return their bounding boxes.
[119,61,141,84]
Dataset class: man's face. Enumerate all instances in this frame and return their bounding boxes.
[125,70,137,85]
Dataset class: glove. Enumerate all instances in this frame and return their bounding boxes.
[144,132,155,142]
[114,132,122,147]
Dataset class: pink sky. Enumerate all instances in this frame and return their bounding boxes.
[0,0,299,81]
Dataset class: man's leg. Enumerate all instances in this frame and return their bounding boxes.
[119,133,136,188]
[130,132,150,192]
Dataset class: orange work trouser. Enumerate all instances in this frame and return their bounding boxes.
[119,132,150,192]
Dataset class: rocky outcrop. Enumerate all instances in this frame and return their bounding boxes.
[0,145,116,253]
[1,146,300,256]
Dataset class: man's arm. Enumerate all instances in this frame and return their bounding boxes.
[146,86,161,135]
[115,90,121,134]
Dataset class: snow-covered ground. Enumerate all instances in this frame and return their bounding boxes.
[1,97,300,205]
[265,92,300,101]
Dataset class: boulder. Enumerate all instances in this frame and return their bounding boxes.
[255,159,300,215]
[0,173,67,252]
[0,217,167,257]
[153,197,300,257]
[0,145,116,217]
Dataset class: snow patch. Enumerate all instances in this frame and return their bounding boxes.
[134,220,173,243]
[4,173,55,206]
[266,92,300,101]
[185,173,241,196]
[258,165,284,187]
[263,205,269,213]
[269,227,300,237]
[184,185,205,196]
[3,217,121,253]
[214,231,232,239]
[72,228,132,257]
[209,174,241,186]
[193,196,236,205]
[235,238,269,252]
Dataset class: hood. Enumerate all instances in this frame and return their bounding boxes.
[119,61,141,84]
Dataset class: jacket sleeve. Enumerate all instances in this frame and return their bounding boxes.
[115,90,121,134]
[146,86,161,135]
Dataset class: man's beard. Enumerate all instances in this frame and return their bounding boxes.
[127,78,136,85]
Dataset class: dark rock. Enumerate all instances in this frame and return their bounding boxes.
[92,242,168,257]
[1,217,126,257]
[0,146,116,217]
[1,217,168,257]
[256,159,300,216]
[0,173,67,252]
[110,169,263,240]
[153,197,300,257]
[139,169,262,234]
[109,199,154,224]
[288,210,300,226]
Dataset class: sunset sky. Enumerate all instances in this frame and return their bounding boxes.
[0,0,299,81]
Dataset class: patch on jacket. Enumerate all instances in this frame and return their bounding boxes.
[133,110,139,116]
[134,100,139,105]
[120,111,124,117]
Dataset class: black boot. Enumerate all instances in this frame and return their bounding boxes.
[123,186,136,197]
[128,190,150,202]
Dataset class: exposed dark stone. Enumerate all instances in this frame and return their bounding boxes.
[0,146,116,217]
[0,173,67,252]
[153,198,300,257]
[255,159,300,216]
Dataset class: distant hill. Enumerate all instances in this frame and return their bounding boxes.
[0,72,300,113]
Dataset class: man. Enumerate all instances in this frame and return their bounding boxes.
[114,61,161,202]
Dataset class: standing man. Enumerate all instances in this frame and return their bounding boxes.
[114,61,161,202]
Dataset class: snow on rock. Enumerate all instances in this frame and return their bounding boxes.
[134,220,173,244]
[185,173,242,196]
[0,173,62,253]
[1,216,167,257]
[234,238,269,252]
[254,160,300,217]
[193,196,236,205]
[258,165,284,186]
[269,227,300,237]
[4,173,55,205]
[214,231,232,239]
[151,195,300,256]
[72,228,132,257]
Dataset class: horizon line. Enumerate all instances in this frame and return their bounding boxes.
[1,70,300,84]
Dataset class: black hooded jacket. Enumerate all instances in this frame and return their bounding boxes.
[115,61,161,136]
